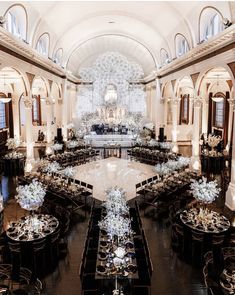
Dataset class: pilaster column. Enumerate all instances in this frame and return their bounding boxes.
[171,97,181,152]
[226,98,235,151]
[24,95,34,159]
[145,85,152,121]
[226,101,235,211]
[45,98,52,143]
[62,79,68,140]
[201,97,209,134]
[154,79,165,140]
[188,96,193,125]
[191,98,202,170]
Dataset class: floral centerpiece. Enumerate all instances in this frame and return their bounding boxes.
[190,177,221,206]
[154,156,191,177]
[16,179,46,211]
[67,140,79,149]
[207,134,221,150]
[62,166,75,178]
[5,137,21,157]
[154,163,171,176]
[103,187,129,215]
[43,161,61,174]
[159,142,173,150]
[51,143,63,151]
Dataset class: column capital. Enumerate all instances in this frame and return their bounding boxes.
[45,97,52,105]
[227,99,235,109]
[192,97,203,107]
[171,97,181,105]
[24,97,32,108]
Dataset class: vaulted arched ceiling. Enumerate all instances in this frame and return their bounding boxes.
[3,1,232,78]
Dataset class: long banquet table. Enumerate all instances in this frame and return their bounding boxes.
[80,203,152,294]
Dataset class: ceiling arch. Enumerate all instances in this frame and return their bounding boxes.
[67,34,157,77]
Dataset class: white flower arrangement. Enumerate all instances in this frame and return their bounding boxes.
[177,156,191,167]
[154,156,190,176]
[154,163,171,176]
[67,140,79,149]
[51,143,63,151]
[4,152,24,159]
[190,177,221,204]
[207,134,221,148]
[67,123,75,130]
[44,161,61,173]
[62,166,75,178]
[6,137,20,150]
[144,122,154,131]
[37,159,50,172]
[99,213,131,239]
[149,139,159,147]
[103,187,129,215]
[159,142,173,150]
[99,187,131,239]
[16,179,46,211]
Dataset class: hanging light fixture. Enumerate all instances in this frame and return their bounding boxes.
[211,75,224,103]
[0,75,11,103]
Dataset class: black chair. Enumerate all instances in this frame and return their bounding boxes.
[32,238,46,278]
[8,242,21,281]
[191,230,205,266]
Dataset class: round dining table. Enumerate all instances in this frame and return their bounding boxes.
[180,208,231,234]
[6,213,59,242]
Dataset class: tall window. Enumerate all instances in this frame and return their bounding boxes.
[32,95,41,125]
[0,102,6,129]
[54,48,63,66]
[160,48,170,66]
[175,34,189,57]
[180,94,189,124]
[199,8,224,42]
[36,33,50,57]
[204,14,223,40]
[214,99,224,128]
[5,5,27,40]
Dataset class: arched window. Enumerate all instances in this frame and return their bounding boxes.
[32,95,41,125]
[0,101,7,129]
[199,8,224,42]
[54,48,63,65]
[175,34,189,57]
[180,94,189,124]
[4,5,27,40]
[213,93,226,129]
[36,33,50,57]
[160,48,170,66]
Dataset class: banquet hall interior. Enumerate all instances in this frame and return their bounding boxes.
[0,1,234,295]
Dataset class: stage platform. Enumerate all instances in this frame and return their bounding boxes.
[84,134,134,147]
[66,157,156,201]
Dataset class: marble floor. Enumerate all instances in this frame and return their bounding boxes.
[63,157,156,201]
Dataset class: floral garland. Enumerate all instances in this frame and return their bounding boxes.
[16,179,46,211]
[190,177,221,204]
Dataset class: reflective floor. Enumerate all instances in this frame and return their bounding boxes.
[0,145,228,295]
[0,176,209,295]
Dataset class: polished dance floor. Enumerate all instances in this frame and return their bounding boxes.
[66,157,156,201]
